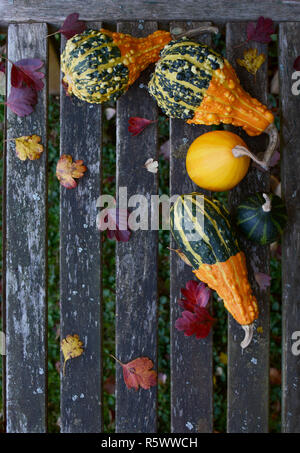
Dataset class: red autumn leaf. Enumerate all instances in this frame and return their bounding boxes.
[293,56,300,71]
[175,305,215,339]
[97,206,131,242]
[56,154,87,189]
[255,272,271,290]
[0,61,5,73]
[58,13,86,39]
[11,58,44,92]
[247,16,275,44]
[128,117,156,136]
[179,280,211,312]
[112,355,157,391]
[6,86,37,116]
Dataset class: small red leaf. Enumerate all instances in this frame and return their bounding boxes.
[128,117,156,136]
[255,272,271,290]
[112,356,157,391]
[11,58,44,91]
[58,13,86,39]
[179,280,211,311]
[97,207,131,242]
[6,86,37,116]
[293,56,300,71]
[175,306,215,339]
[247,16,275,44]
[0,61,5,73]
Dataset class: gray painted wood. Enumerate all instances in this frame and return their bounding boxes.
[2,0,300,25]
[279,22,300,433]
[226,23,270,433]
[60,26,102,433]
[5,23,48,433]
[115,21,158,433]
[169,21,213,434]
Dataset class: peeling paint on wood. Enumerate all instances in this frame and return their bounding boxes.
[226,23,270,433]
[60,24,102,433]
[5,23,48,433]
[115,21,158,434]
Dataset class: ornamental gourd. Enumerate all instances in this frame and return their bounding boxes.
[236,193,287,245]
[61,28,172,103]
[149,38,278,167]
[170,193,258,347]
[186,131,251,191]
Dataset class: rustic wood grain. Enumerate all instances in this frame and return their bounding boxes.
[60,25,102,433]
[279,22,300,433]
[169,21,213,434]
[5,23,48,433]
[226,23,270,433]
[115,21,158,433]
[1,0,300,25]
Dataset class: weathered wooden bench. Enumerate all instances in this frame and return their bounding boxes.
[1,0,300,433]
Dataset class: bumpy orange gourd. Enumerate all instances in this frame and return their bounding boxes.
[149,38,274,136]
[170,193,259,327]
[186,130,250,191]
[61,28,172,103]
[187,60,274,136]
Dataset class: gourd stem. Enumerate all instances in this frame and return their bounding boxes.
[232,145,269,170]
[240,324,254,349]
[262,193,272,212]
[232,123,279,171]
[263,122,279,167]
[173,25,219,40]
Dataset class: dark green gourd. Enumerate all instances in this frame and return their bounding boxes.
[236,193,287,245]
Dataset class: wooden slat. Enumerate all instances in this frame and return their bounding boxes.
[279,22,300,433]
[2,0,300,25]
[115,21,158,433]
[60,26,102,433]
[226,23,270,433]
[5,23,48,433]
[170,22,213,434]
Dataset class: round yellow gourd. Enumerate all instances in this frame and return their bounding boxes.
[186,130,250,191]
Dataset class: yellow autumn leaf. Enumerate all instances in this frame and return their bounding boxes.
[219,352,228,365]
[61,334,84,376]
[257,326,263,334]
[237,48,266,75]
[14,135,44,161]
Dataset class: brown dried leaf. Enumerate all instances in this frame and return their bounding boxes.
[56,154,87,189]
[168,247,192,267]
